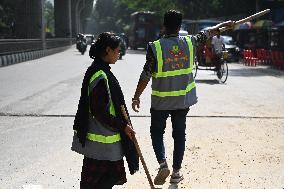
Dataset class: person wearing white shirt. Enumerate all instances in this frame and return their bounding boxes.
[211,29,225,78]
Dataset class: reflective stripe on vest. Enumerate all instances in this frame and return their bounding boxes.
[86,132,121,144]
[151,36,196,98]
[82,70,121,144]
[152,80,196,97]
[152,36,194,78]
[89,70,116,116]
[74,130,121,144]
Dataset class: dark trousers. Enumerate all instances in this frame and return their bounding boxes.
[214,52,222,71]
[150,108,189,170]
[80,157,126,189]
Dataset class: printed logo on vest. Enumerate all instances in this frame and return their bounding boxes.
[169,45,184,58]
[166,45,188,69]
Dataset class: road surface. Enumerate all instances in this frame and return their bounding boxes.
[0,46,283,189]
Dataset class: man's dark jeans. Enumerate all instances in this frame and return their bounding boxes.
[150,108,189,170]
[214,52,222,71]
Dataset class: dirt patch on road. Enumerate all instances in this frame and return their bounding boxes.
[115,117,284,189]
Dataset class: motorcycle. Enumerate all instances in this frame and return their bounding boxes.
[76,38,87,55]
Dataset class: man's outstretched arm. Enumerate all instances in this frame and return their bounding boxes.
[208,20,235,37]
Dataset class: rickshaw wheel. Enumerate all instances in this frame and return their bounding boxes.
[219,60,228,83]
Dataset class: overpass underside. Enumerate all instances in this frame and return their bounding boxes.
[15,0,94,39]
[0,0,94,67]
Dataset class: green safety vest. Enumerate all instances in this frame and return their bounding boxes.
[71,70,123,161]
[150,36,198,110]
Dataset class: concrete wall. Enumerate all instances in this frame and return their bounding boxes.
[0,46,71,67]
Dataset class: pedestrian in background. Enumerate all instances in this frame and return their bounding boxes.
[132,10,234,185]
[72,32,139,189]
[211,29,225,78]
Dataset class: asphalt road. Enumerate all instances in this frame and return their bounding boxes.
[0,46,283,189]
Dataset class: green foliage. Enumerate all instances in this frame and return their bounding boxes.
[118,0,179,17]
[0,0,17,37]
[91,0,257,34]
[44,0,54,36]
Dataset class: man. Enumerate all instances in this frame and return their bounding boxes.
[211,29,225,78]
[132,10,233,185]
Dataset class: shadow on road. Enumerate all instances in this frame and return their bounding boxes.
[195,79,220,85]
[229,67,284,77]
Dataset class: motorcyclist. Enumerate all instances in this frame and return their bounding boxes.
[77,36,87,55]
[76,33,84,51]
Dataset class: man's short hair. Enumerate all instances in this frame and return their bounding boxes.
[163,10,182,30]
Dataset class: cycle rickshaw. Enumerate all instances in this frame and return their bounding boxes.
[193,44,229,83]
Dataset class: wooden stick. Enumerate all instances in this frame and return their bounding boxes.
[220,9,271,32]
[121,105,156,189]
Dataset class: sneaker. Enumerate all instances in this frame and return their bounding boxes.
[170,170,184,184]
[154,162,170,185]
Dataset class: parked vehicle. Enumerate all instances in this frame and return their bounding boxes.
[83,34,95,45]
[128,11,161,50]
[222,35,240,62]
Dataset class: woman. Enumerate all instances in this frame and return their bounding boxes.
[72,32,139,189]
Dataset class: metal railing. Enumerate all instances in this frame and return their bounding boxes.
[0,38,75,56]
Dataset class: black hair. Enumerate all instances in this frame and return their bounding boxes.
[89,32,121,59]
[163,10,182,31]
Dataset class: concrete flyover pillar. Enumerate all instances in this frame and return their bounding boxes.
[80,0,94,34]
[15,0,45,39]
[54,0,72,38]
[71,0,93,36]
[77,0,86,34]
[71,0,82,37]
